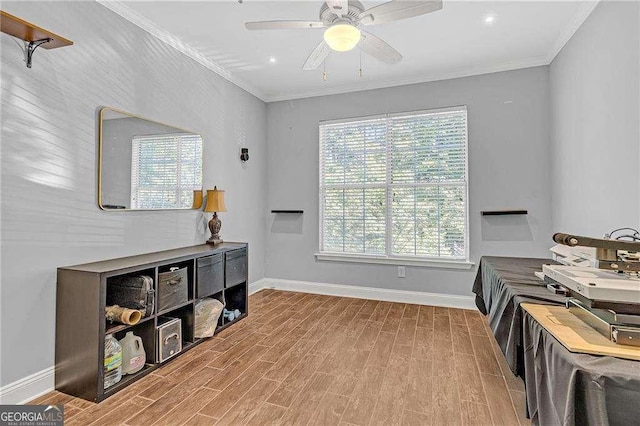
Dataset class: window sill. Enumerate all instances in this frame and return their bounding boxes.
[314,252,475,270]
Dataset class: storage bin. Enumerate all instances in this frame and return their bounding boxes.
[156,317,182,363]
[157,267,188,312]
[196,254,224,298]
[225,248,247,288]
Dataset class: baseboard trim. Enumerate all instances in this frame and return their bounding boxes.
[256,278,476,310]
[0,367,54,405]
[249,278,269,295]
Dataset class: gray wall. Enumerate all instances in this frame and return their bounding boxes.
[550,1,640,236]
[266,67,552,296]
[0,1,267,386]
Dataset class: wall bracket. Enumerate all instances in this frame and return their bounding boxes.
[25,38,52,68]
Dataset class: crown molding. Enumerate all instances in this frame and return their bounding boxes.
[97,0,600,104]
[262,55,550,102]
[96,0,267,102]
[264,0,601,103]
[545,0,600,64]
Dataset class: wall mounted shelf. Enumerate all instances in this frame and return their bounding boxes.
[481,210,528,216]
[0,10,73,68]
[271,210,304,214]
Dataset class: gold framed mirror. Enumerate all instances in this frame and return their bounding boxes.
[98,107,203,210]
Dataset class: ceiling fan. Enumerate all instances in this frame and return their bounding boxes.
[245,0,443,70]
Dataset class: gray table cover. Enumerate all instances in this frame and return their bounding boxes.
[472,256,567,375]
[523,310,640,426]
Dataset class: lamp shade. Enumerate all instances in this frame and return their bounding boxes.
[204,187,227,212]
[324,24,361,52]
[192,190,203,209]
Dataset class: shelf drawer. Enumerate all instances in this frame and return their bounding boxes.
[225,248,247,288]
[197,254,224,298]
[157,267,188,312]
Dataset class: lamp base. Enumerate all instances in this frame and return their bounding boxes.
[206,237,223,246]
[207,212,223,245]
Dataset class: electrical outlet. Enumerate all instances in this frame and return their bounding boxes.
[397,266,406,278]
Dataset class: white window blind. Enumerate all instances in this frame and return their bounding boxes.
[131,134,202,209]
[319,106,468,261]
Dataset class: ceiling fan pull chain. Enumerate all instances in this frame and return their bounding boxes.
[359,48,363,78]
[323,59,327,81]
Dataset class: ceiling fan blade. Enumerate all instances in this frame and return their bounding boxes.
[325,0,349,18]
[360,0,443,25]
[359,31,402,64]
[303,41,331,70]
[245,20,325,30]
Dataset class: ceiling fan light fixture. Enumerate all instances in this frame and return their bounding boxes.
[323,24,361,52]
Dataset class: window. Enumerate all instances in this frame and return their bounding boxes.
[130,133,203,209]
[319,106,468,263]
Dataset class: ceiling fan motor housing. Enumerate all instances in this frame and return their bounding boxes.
[320,1,365,26]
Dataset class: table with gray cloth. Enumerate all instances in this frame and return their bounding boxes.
[472,256,567,375]
[523,310,640,426]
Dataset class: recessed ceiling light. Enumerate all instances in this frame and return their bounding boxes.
[268,56,277,64]
[484,14,497,25]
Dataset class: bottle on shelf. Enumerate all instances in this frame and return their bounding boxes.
[119,331,145,375]
[104,334,122,389]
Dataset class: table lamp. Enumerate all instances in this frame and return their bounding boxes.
[192,189,203,209]
[204,186,227,245]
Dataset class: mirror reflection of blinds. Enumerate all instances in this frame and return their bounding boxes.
[131,134,203,209]
[319,106,468,260]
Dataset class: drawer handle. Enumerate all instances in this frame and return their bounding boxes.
[164,333,179,345]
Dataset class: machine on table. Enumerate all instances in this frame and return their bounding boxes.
[542,232,640,347]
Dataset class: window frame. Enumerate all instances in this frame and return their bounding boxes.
[130,133,203,210]
[317,105,472,269]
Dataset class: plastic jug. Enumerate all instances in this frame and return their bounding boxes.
[104,334,122,388]
[119,331,146,375]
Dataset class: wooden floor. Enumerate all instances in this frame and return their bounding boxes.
[31,290,529,425]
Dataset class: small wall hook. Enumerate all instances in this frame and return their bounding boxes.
[240,147,249,162]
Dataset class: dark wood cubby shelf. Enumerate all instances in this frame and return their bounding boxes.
[56,243,248,402]
[271,210,304,214]
[156,299,195,317]
[481,210,528,216]
[105,315,154,335]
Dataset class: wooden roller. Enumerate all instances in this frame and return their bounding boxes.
[105,305,142,325]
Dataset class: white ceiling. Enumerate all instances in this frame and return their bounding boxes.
[105,1,599,101]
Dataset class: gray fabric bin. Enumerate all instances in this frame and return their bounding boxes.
[225,248,247,288]
[197,254,224,297]
[157,267,188,312]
